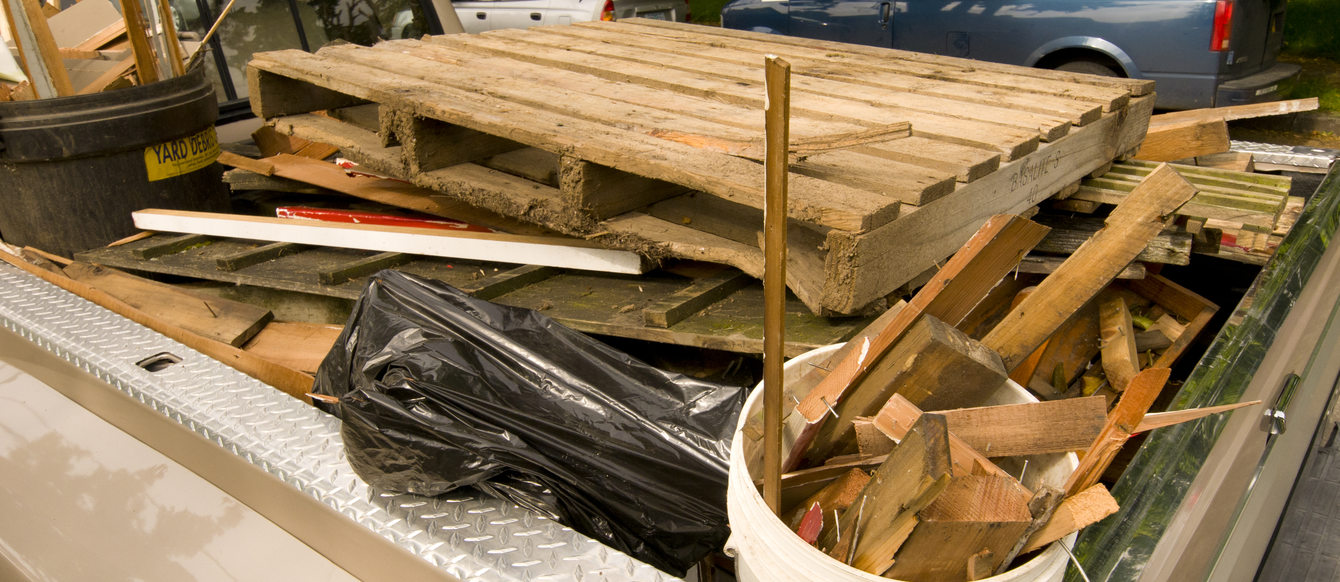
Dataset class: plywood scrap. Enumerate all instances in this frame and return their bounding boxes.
[936,396,1108,457]
[887,474,1034,582]
[1020,483,1120,553]
[786,214,1048,470]
[818,414,953,575]
[62,261,273,347]
[46,0,119,47]
[131,208,648,274]
[1065,367,1170,496]
[0,246,314,402]
[1098,296,1140,391]
[982,164,1197,373]
[1134,117,1229,162]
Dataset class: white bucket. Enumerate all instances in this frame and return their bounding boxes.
[725,344,1077,582]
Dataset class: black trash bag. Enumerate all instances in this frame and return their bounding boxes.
[312,270,746,576]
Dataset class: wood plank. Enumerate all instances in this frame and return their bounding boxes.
[217,150,278,176]
[1134,117,1230,162]
[394,112,525,173]
[1148,98,1319,127]
[62,261,274,347]
[249,49,901,233]
[886,474,1033,582]
[1064,367,1170,496]
[871,395,1026,487]
[818,413,954,574]
[71,18,124,52]
[1098,296,1140,391]
[821,94,1155,314]
[241,321,343,375]
[799,314,1008,466]
[1126,273,1218,370]
[0,250,313,402]
[612,19,1149,105]
[131,209,648,274]
[215,241,304,271]
[1019,255,1147,280]
[981,164,1197,371]
[317,251,412,285]
[132,232,212,259]
[936,396,1108,457]
[457,264,560,300]
[642,267,752,328]
[1032,214,1192,265]
[785,215,1049,469]
[115,0,159,84]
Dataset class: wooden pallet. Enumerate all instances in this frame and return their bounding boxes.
[76,233,869,356]
[247,19,1153,314]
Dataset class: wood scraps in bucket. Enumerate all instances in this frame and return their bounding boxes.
[742,165,1263,581]
[0,0,215,100]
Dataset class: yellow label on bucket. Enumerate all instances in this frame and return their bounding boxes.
[144,127,220,182]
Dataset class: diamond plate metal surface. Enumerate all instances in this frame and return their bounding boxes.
[0,263,680,582]
[1232,140,1340,170]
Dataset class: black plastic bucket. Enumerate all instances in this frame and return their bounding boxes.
[0,66,230,257]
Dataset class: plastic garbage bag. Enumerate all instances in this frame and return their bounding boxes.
[312,270,746,575]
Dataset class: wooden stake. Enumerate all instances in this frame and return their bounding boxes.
[1134,400,1261,432]
[153,0,185,77]
[761,54,790,515]
[117,0,160,84]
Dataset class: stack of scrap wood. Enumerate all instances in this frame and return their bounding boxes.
[741,166,1259,580]
[1,0,192,100]
[245,18,1156,315]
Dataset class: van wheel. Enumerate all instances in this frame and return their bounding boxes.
[1054,59,1121,77]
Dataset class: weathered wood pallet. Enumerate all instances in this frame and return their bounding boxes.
[247,19,1152,314]
[76,233,869,356]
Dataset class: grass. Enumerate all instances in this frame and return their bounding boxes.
[1277,0,1340,113]
[689,0,730,24]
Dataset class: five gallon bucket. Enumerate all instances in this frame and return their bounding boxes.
[726,344,1078,582]
[0,66,229,257]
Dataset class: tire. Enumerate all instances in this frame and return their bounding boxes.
[1054,59,1122,77]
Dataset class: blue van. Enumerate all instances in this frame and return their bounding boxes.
[720,0,1299,110]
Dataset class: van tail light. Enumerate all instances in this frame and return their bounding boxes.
[1210,0,1234,51]
[685,0,692,21]
[601,0,615,20]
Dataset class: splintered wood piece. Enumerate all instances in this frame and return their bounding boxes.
[1021,483,1120,553]
[784,467,871,530]
[217,151,278,176]
[62,262,273,347]
[983,164,1197,372]
[936,396,1109,457]
[1098,296,1140,391]
[786,215,1049,470]
[994,486,1064,575]
[1134,117,1230,162]
[796,502,824,545]
[800,314,1008,467]
[1154,312,1187,341]
[886,474,1034,582]
[853,418,894,457]
[818,414,953,575]
[1065,367,1170,496]
[872,395,1028,493]
[1134,400,1261,432]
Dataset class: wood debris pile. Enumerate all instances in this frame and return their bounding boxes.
[1,0,197,100]
[740,165,1262,580]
